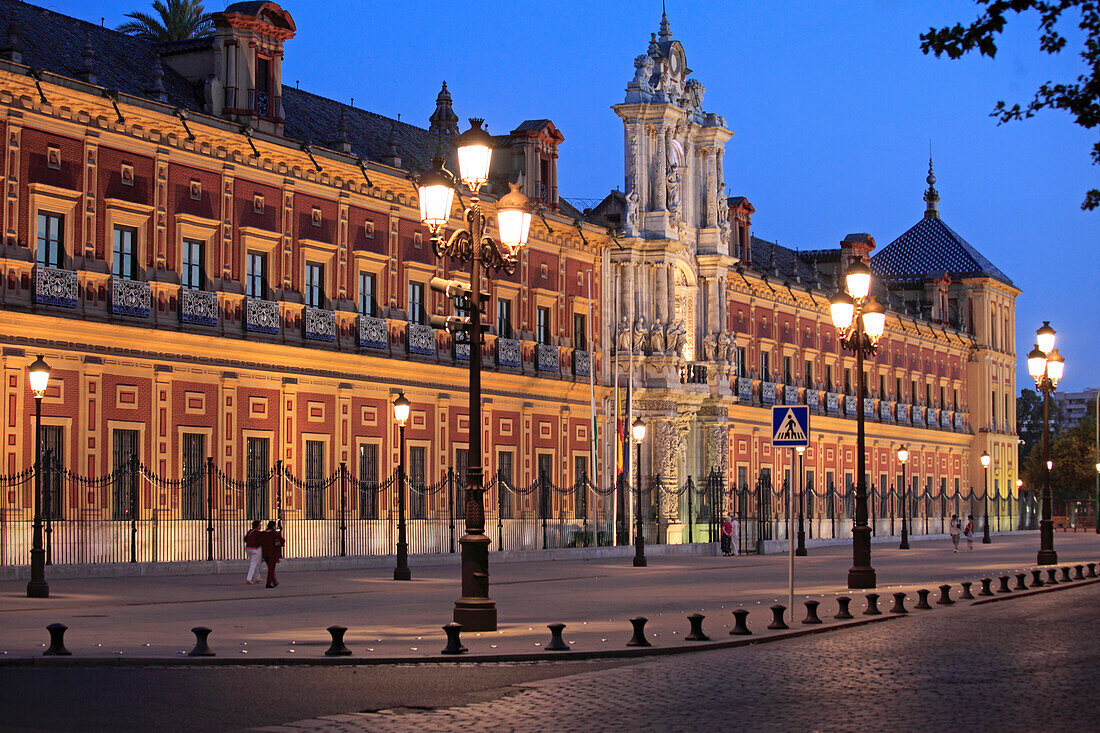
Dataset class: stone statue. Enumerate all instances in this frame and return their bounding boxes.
[685,79,705,114]
[633,317,647,353]
[666,146,681,213]
[632,54,655,93]
[717,332,731,364]
[625,188,640,233]
[649,322,666,355]
[617,316,632,353]
[668,320,685,355]
[702,332,717,363]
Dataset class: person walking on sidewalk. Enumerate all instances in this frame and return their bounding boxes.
[949,514,962,553]
[260,520,285,588]
[720,514,733,556]
[730,515,740,556]
[244,520,263,584]
[963,515,975,551]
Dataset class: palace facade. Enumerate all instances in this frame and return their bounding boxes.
[0,1,1019,555]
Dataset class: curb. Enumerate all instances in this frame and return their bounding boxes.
[969,576,1100,605]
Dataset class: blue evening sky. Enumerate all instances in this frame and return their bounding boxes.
[43,1,1098,392]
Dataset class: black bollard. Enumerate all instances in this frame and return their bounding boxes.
[802,600,822,625]
[729,609,752,636]
[546,623,570,651]
[1088,563,1097,578]
[324,625,352,656]
[1060,566,1072,582]
[835,596,853,620]
[960,581,975,600]
[441,622,467,655]
[937,584,955,605]
[915,589,932,609]
[1074,565,1085,580]
[978,578,993,596]
[890,592,908,614]
[767,604,789,630]
[863,593,881,616]
[1031,569,1044,587]
[188,627,214,657]
[1014,574,1028,591]
[685,614,710,641]
[1046,568,1059,585]
[997,576,1011,594]
[43,623,71,656]
[627,617,651,647]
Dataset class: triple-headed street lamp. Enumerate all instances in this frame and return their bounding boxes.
[26,355,51,598]
[416,118,533,631]
[897,444,909,550]
[631,417,647,568]
[1027,321,1064,565]
[980,450,992,544]
[829,260,885,589]
[392,392,411,581]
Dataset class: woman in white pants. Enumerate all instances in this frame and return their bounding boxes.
[244,520,263,584]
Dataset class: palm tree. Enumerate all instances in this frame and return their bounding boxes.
[117,0,213,43]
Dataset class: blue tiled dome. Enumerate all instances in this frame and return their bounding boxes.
[871,216,1013,287]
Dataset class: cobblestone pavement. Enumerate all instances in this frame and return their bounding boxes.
[263,583,1100,733]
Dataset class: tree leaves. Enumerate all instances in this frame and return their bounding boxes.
[117,0,212,43]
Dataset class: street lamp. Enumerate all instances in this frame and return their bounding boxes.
[795,446,807,556]
[631,417,647,567]
[830,260,884,589]
[392,392,412,581]
[980,450,992,544]
[415,119,532,631]
[26,355,50,598]
[1016,478,1023,530]
[1026,321,1064,565]
[897,444,909,550]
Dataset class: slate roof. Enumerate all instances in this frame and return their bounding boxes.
[745,236,827,289]
[871,215,1014,287]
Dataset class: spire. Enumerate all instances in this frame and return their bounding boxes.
[658,2,672,42]
[333,107,351,153]
[428,81,459,137]
[923,156,940,219]
[146,56,166,101]
[0,20,22,64]
[78,34,96,84]
[382,120,401,168]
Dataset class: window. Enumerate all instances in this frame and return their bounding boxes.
[844,369,851,395]
[358,272,377,317]
[825,365,833,392]
[112,429,139,521]
[112,226,137,280]
[925,384,932,407]
[497,298,513,339]
[41,425,64,519]
[879,375,886,399]
[574,455,588,519]
[826,472,835,519]
[358,443,378,519]
[246,252,267,299]
[181,239,204,290]
[783,356,792,384]
[736,347,746,378]
[407,281,425,325]
[305,262,324,308]
[498,450,514,519]
[537,453,553,520]
[573,313,587,351]
[992,390,997,424]
[911,380,917,404]
[896,378,902,402]
[305,440,324,520]
[409,446,427,519]
[760,351,771,382]
[804,360,813,387]
[181,433,206,520]
[537,306,552,345]
[953,388,959,410]
[36,212,63,268]
[255,56,271,116]
[246,437,269,519]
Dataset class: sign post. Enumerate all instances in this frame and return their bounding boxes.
[772,405,810,619]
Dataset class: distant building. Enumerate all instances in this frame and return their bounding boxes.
[1053,389,1098,430]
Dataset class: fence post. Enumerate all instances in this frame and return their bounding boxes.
[890,484,895,536]
[129,452,138,563]
[205,456,214,562]
[339,462,347,558]
[540,471,548,550]
[275,459,283,528]
[830,479,836,539]
[448,467,455,554]
[870,483,876,537]
[686,477,694,544]
[496,471,504,551]
[581,471,589,547]
[42,449,52,566]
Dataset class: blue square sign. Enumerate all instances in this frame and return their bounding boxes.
[772,405,810,447]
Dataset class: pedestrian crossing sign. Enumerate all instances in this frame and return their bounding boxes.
[772,405,810,447]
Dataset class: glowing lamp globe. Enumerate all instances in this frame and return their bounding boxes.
[896,445,908,464]
[1045,349,1064,384]
[496,182,532,253]
[417,157,455,232]
[845,260,871,300]
[392,392,411,427]
[860,296,886,339]
[27,354,50,397]
[631,417,646,444]
[980,451,991,469]
[829,291,854,330]
[1026,346,1046,381]
[1036,321,1056,355]
[456,119,494,190]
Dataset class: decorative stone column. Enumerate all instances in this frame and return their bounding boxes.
[653,125,666,211]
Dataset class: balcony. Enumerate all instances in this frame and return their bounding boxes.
[358,315,388,350]
[762,382,776,404]
[954,412,965,431]
[680,362,708,385]
[536,344,560,373]
[34,265,78,308]
[406,323,436,356]
[179,288,218,327]
[941,410,952,429]
[572,349,591,377]
[913,405,924,425]
[826,392,839,414]
[303,306,336,342]
[245,298,280,334]
[844,395,857,416]
[784,385,798,405]
[896,403,909,424]
[927,407,938,428]
[864,397,874,418]
[110,277,150,319]
[737,377,753,402]
[806,389,819,411]
[879,400,892,422]
[453,337,471,361]
[496,337,521,368]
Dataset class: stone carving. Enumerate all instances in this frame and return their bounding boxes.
[702,332,717,362]
[632,54,655,93]
[717,332,732,364]
[180,287,218,327]
[667,320,686,355]
[706,423,728,477]
[633,317,647,353]
[685,78,705,116]
[649,322,666,355]
[666,140,681,214]
[625,188,640,233]
[617,316,632,353]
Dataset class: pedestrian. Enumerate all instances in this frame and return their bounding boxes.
[730,515,740,556]
[244,520,263,584]
[949,514,962,553]
[964,514,975,551]
[720,514,733,556]
[259,520,285,588]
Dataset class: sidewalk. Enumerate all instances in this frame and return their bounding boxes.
[0,531,1095,662]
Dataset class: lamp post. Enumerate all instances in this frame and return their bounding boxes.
[795,446,807,556]
[1016,478,1023,530]
[980,450,992,544]
[631,417,647,567]
[415,119,533,630]
[1026,321,1064,565]
[1094,462,1099,535]
[829,259,884,589]
[26,355,51,598]
[897,444,909,550]
[392,392,411,581]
